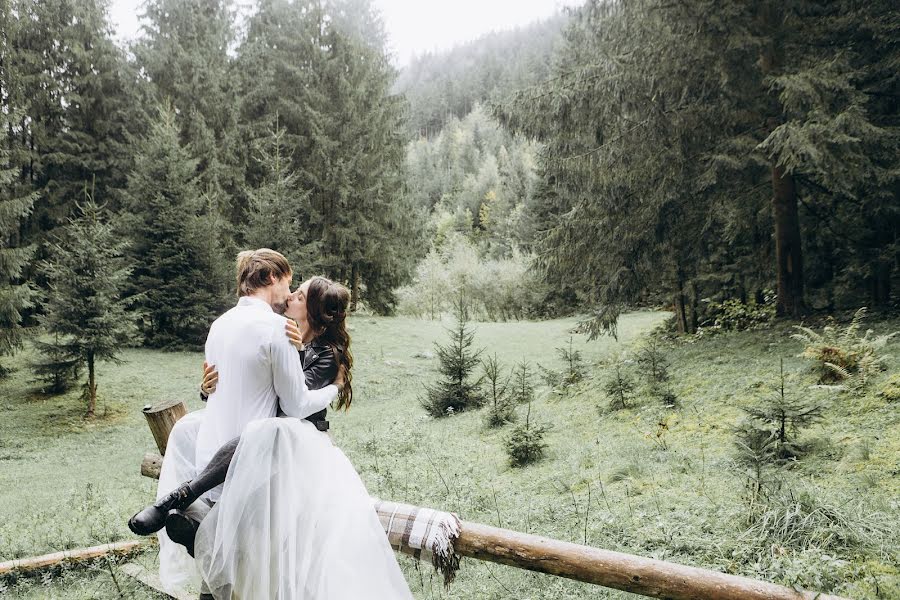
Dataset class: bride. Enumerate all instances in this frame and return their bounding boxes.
[130,275,413,599]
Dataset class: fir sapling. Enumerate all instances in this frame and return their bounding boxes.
[421,293,485,417]
[482,354,515,428]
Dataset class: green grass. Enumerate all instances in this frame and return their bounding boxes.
[1,311,898,599]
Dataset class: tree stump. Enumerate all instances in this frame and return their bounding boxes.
[142,400,187,455]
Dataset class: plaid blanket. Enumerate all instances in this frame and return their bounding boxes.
[373,499,461,586]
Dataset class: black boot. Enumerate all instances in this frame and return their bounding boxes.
[128,482,195,536]
[198,595,214,600]
[165,509,200,557]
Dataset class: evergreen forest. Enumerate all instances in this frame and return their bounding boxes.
[2,0,897,358]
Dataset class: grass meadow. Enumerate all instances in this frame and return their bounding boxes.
[1,311,898,599]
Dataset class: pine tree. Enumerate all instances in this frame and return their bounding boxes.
[604,362,635,411]
[482,353,515,428]
[37,190,135,416]
[557,337,585,386]
[234,0,334,278]
[314,0,421,311]
[136,0,238,197]
[421,293,484,417]
[9,0,139,242]
[505,402,548,467]
[509,360,536,405]
[5,0,70,236]
[244,116,318,270]
[136,0,237,287]
[122,103,226,349]
[236,0,422,311]
[0,110,38,377]
[53,0,137,214]
[734,361,824,465]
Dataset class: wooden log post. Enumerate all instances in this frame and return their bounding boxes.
[138,451,847,600]
[142,400,187,455]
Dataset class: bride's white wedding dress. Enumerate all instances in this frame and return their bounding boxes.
[157,413,414,599]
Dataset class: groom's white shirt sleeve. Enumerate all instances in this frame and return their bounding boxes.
[269,325,338,418]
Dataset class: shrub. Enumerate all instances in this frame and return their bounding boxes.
[707,291,776,332]
[506,403,548,467]
[396,235,546,321]
[792,307,897,384]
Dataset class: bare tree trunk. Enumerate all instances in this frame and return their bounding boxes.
[871,259,891,307]
[350,263,360,311]
[822,239,835,312]
[771,160,805,317]
[688,281,699,334]
[86,351,96,417]
[673,291,687,334]
[673,267,688,334]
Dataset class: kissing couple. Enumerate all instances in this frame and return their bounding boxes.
[128,249,413,599]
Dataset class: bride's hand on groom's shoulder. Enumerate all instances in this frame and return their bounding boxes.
[285,320,303,351]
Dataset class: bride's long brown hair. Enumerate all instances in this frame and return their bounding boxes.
[305,276,353,410]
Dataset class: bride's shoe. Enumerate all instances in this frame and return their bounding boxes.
[128,482,195,536]
[165,508,200,557]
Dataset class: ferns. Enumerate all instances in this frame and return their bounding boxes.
[792,307,897,384]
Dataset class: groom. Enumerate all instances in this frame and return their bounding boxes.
[195,248,340,490]
[129,249,341,595]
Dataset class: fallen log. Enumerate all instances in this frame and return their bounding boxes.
[0,540,151,577]
[139,451,846,600]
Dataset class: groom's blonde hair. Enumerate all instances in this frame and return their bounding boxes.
[236,249,292,297]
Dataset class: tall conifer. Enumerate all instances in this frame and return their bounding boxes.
[37,190,134,415]
[244,117,318,270]
[122,104,227,349]
[0,112,37,376]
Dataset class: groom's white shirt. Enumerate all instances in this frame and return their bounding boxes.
[195,296,338,498]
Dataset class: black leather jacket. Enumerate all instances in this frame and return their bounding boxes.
[297,340,338,423]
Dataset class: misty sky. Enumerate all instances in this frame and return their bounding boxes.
[108,0,578,66]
